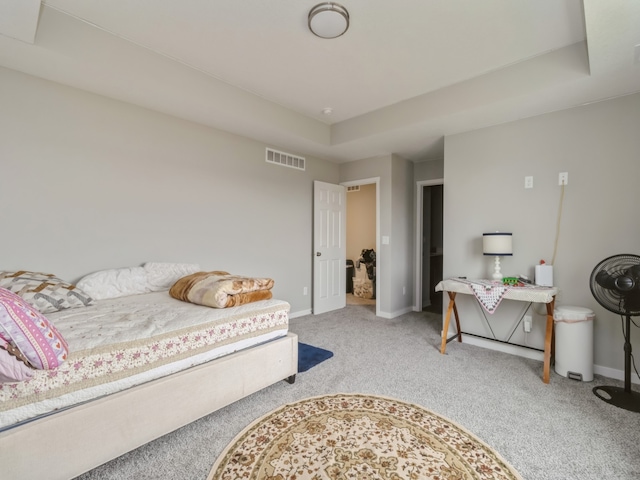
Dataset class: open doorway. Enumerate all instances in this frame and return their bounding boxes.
[343,179,380,316]
[415,179,444,313]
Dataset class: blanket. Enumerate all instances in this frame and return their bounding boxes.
[170,271,274,308]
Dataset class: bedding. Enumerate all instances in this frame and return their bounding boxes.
[170,270,275,308]
[76,262,201,300]
[0,291,290,429]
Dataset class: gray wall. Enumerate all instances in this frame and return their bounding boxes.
[414,158,444,181]
[0,67,339,315]
[444,92,640,378]
[340,155,414,317]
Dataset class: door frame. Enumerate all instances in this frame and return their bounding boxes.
[414,178,444,312]
[342,177,381,318]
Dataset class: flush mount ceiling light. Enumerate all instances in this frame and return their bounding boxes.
[308,2,349,39]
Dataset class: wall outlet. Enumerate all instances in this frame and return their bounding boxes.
[524,176,533,189]
[559,172,568,185]
[524,315,532,333]
[303,286,308,295]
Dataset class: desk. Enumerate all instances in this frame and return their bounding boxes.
[435,278,558,383]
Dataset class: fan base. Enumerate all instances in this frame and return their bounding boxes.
[593,386,640,413]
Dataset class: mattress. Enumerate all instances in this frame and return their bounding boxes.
[0,292,290,429]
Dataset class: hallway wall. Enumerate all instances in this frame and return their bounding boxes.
[346,183,376,263]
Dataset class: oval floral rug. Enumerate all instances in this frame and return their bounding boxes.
[208,393,523,480]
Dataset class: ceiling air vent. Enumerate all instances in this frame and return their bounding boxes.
[266,148,305,171]
[347,186,360,192]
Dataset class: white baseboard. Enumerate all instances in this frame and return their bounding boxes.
[593,364,640,385]
[289,309,311,319]
[377,306,414,319]
[459,335,640,385]
[461,336,544,362]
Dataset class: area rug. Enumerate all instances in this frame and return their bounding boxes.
[208,393,522,480]
[298,342,334,372]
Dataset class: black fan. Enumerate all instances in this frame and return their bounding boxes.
[590,254,640,412]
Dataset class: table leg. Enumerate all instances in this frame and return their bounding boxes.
[543,297,556,384]
[440,292,460,354]
[452,294,462,343]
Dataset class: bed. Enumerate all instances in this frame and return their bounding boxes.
[0,267,298,480]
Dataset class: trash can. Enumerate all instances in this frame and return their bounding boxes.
[346,260,354,293]
[554,306,594,382]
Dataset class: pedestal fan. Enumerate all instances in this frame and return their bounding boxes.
[590,254,640,412]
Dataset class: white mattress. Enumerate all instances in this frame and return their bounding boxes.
[0,292,290,429]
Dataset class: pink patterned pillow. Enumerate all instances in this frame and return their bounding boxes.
[0,287,69,370]
[0,338,34,382]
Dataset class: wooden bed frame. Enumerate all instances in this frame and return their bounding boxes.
[1,332,298,480]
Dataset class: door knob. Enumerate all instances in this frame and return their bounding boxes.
[316,252,321,256]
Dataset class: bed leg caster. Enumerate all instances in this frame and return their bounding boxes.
[285,374,296,384]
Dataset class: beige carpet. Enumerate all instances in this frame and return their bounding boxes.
[346,293,376,305]
[208,393,522,480]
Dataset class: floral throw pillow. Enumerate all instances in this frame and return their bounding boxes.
[0,270,94,314]
[0,287,69,370]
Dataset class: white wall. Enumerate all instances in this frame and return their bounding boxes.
[0,67,339,315]
[444,92,640,378]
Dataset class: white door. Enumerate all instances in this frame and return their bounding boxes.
[313,181,346,314]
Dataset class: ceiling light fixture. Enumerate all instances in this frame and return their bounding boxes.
[308,2,349,39]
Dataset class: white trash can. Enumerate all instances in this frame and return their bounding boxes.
[554,306,594,382]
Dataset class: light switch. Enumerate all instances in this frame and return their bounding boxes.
[382,236,390,245]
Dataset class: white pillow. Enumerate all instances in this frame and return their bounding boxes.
[143,262,201,290]
[76,263,201,300]
[76,267,149,300]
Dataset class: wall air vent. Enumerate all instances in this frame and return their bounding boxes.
[266,148,305,171]
[347,186,360,192]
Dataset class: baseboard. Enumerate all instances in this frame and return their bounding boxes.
[289,309,311,319]
[593,364,640,385]
[377,306,414,319]
[461,336,544,362]
[459,335,640,385]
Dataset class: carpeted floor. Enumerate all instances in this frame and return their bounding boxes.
[75,305,640,480]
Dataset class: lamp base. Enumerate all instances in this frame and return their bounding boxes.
[491,256,503,281]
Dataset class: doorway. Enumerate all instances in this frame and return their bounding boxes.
[415,179,444,313]
[343,178,380,317]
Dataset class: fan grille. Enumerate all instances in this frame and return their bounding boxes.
[590,254,640,316]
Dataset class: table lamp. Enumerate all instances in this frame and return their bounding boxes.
[483,232,512,280]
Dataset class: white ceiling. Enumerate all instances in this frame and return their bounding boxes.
[1,1,639,163]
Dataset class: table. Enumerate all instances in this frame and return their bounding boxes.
[435,278,559,383]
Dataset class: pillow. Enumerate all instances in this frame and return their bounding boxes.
[0,338,34,382]
[76,266,150,300]
[76,263,202,300]
[143,262,201,290]
[0,288,69,370]
[0,271,94,314]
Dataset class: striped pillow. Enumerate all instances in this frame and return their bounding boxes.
[0,287,69,370]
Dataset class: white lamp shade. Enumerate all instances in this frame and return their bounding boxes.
[308,3,349,39]
[483,233,513,256]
